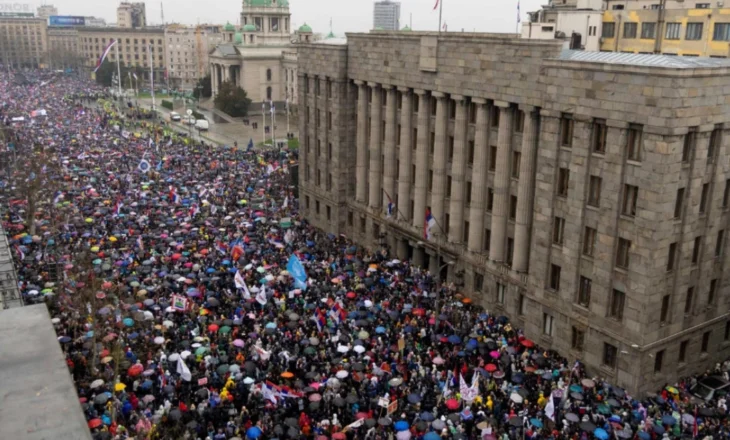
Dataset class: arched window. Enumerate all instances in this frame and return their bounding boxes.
[266,68,272,82]
[267,87,272,100]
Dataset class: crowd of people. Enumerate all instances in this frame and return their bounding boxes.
[2,70,730,440]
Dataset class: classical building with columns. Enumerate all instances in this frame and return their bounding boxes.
[209,0,309,107]
[297,31,730,396]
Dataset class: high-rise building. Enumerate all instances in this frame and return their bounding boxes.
[165,24,227,90]
[116,2,146,29]
[373,0,400,31]
[297,31,730,396]
[0,16,48,68]
[37,4,59,20]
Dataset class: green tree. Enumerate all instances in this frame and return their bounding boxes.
[94,59,116,87]
[193,74,212,99]
[214,81,252,117]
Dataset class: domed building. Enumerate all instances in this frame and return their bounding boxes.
[209,0,310,110]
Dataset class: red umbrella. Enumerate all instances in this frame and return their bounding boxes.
[333,433,347,440]
[355,412,369,420]
[521,339,535,348]
[88,419,103,429]
[413,308,425,316]
[171,253,182,260]
[208,324,219,332]
[485,363,498,372]
[127,364,144,377]
[446,398,460,410]
[346,292,356,299]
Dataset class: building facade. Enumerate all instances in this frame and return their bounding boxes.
[165,24,226,90]
[0,17,48,68]
[116,2,147,29]
[297,32,730,396]
[209,0,303,105]
[37,5,58,21]
[47,26,82,70]
[77,27,166,83]
[373,0,401,31]
[0,222,22,309]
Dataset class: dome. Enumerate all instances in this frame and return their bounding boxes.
[224,22,235,32]
[245,0,271,6]
[234,32,243,44]
[243,24,257,32]
[326,31,335,39]
[298,23,312,33]
[401,25,411,31]
[373,26,384,31]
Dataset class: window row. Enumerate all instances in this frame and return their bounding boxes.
[602,21,730,42]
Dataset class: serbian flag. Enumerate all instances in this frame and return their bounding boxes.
[94,39,116,73]
[169,186,180,204]
[113,200,123,216]
[433,0,439,10]
[231,240,244,262]
[424,208,436,239]
[329,303,347,324]
[189,204,199,218]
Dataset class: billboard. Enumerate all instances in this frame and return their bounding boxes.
[49,16,85,26]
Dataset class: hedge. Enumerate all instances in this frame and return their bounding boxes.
[161,100,173,110]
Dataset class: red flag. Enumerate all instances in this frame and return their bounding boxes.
[433,0,439,10]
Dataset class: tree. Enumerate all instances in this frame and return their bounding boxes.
[193,74,212,99]
[214,80,252,117]
[95,59,117,87]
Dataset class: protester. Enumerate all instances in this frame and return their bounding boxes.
[2,71,730,440]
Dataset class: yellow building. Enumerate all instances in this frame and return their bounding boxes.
[0,17,48,68]
[601,0,730,57]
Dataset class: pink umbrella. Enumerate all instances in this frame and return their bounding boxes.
[233,339,245,347]
[432,356,445,365]
[309,393,322,402]
[490,350,500,359]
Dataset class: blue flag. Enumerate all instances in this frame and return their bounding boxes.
[287,254,308,291]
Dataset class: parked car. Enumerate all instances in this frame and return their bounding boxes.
[182,116,196,125]
[169,112,181,121]
[195,119,209,131]
[690,376,730,401]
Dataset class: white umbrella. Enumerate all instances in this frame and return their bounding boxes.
[154,336,165,345]
[243,377,255,384]
[396,430,412,440]
[90,379,104,389]
[364,300,373,308]
[433,356,445,365]
[337,345,350,353]
[162,320,174,328]
[181,350,192,359]
[143,310,154,320]
[51,317,60,324]
[168,353,180,362]
[510,392,523,404]
[353,346,366,354]
[336,370,349,379]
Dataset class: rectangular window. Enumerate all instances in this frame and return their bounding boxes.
[428,170,433,191]
[692,236,702,264]
[713,23,730,41]
[700,183,710,214]
[685,287,695,314]
[686,23,703,40]
[683,131,694,162]
[583,227,597,257]
[660,295,671,323]
[679,340,688,362]
[463,221,470,243]
[696,2,710,8]
[515,111,525,133]
[490,106,499,127]
[557,168,569,197]
[474,273,484,291]
[444,213,450,235]
[487,188,494,212]
[467,140,475,165]
[571,327,585,351]
[593,120,607,153]
[509,195,517,220]
[543,313,554,336]
[627,124,642,161]
[553,217,565,245]
[654,350,664,373]
[429,132,435,154]
[622,184,638,217]
[519,294,526,315]
[448,136,454,161]
[726,321,730,341]
[489,146,497,171]
[578,276,592,307]
[588,176,602,207]
[609,289,626,320]
[512,152,521,178]
[641,22,657,39]
[624,22,638,39]
[326,205,331,220]
[666,23,682,40]
[484,229,491,252]
[675,188,685,218]
[668,242,678,271]
[603,343,618,368]
[446,177,452,199]
[315,200,320,214]
[466,182,472,204]
[560,115,574,147]
[412,129,418,150]
[497,282,506,304]
[709,279,718,305]
[348,211,353,226]
[469,102,477,124]
[549,264,561,291]
[616,238,631,269]
[602,22,616,38]
[717,230,725,257]
[412,165,416,184]
[724,180,730,208]
[708,128,721,163]
[701,331,711,353]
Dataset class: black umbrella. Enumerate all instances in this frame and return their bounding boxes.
[508,417,521,427]
[579,421,596,432]
[186,420,198,429]
[333,397,345,407]
[285,418,298,427]
[407,393,422,404]
[168,409,182,421]
[378,417,391,426]
[565,413,580,423]
[346,394,358,404]
[365,418,377,428]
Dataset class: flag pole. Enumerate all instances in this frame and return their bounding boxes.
[114,40,122,96]
[149,44,155,112]
[438,0,444,34]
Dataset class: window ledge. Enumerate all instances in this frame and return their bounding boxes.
[626,159,642,166]
[614,266,629,275]
[619,214,636,221]
[585,205,599,212]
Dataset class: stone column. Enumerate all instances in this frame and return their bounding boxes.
[412,90,430,229]
[448,95,467,243]
[355,80,368,204]
[468,98,488,253]
[382,86,398,216]
[431,92,448,233]
[513,106,539,273]
[489,101,514,262]
[211,64,218,95]
[397,87,413,222]
[368,83,383,209]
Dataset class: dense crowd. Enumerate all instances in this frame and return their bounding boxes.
[2,71,730,440]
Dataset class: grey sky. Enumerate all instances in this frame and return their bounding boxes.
[38,0,544,34]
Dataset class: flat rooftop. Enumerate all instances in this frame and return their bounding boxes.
[557,49,730,68]
[0,304,90,440]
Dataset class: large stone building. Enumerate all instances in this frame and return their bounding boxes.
[524,0,730,57]
[209,0,307,105]
[165,24,227,90]
[0,16,48,68]
[47,27,82,70]
[297,31,730,395]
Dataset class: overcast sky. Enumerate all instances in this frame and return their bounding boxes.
[38,0,544,34]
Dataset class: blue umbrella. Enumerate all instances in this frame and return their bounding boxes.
[123,318,134,327]
[447,335,461,344]
[513,373,524,384]
[637,432,650,440]
[420,412,435,422]
[246,426,262,439]
[569,384,583,393]
[423,433,441,440]
[394,420,409,431]
[653,425,665,435]
[58,336,71,343]
[594,428,609,440]
[530,418,543,428]
[661,415,676,426]
[128,332,139,339]
[376,326,386,334]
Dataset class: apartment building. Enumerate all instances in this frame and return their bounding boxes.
[77,27,166,82]
[0,17,48,68]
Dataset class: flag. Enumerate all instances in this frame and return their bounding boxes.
[133,72,138,80]
[255,285,268,305]
[113,200,123,216]
[287,254,308,291]
[442,22,448,32]
[459,374,469,398]
[270,103,275,115]
[255,345,271,361]
[517,0,521,23]
[14,244,24,261]
[262,383,278,404]
[156,160,162,171]
[53,191,64,205]
[169,186,180,204]
[93,39,116,73]
[136,236,144,251]
[176,357,192,381]
[231,239,244,262]
[329,303,347,324]
[442,373,451,397]
[189,204,200,218]
[282,196,289,209]
[234,270,252,299]
[545,394,555,421]
[138,158,151,173]
[424,208,436,239]
[433,0,439,10]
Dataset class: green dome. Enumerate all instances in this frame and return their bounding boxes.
[326,31,335,39]
[224,22,235,32]
[243,24,257,32]
[374,26,384,31]
[245,0,271,6]
[401,25,411,31]
[234,32,243,44]
[298,23,312,33]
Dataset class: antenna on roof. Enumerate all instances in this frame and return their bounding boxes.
[330,17,333,34]
[160,2,164,25]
